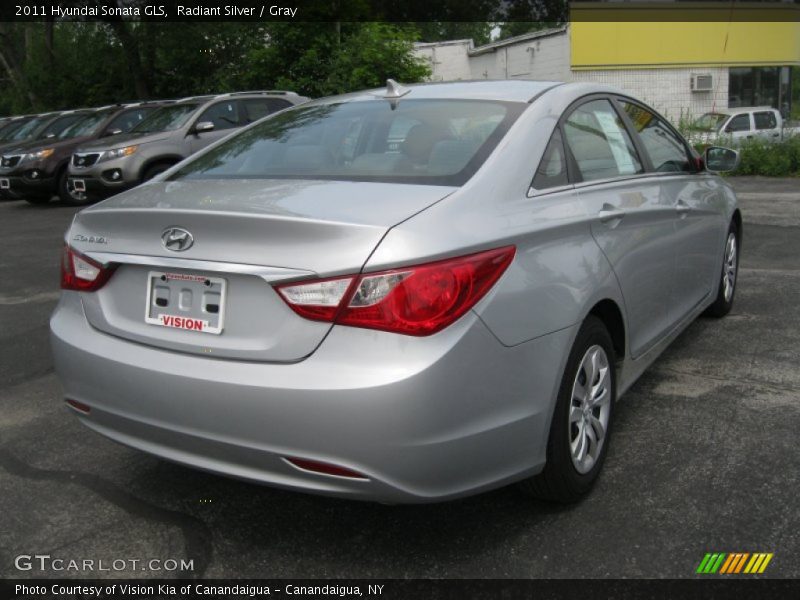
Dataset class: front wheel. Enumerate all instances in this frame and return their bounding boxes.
[519,316,616,503]
[704,221,739,318]
[59,171,93,206]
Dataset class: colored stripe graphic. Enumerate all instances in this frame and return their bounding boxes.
[720,553,738,574]
[758,554,774,573]
[699,552,774,574]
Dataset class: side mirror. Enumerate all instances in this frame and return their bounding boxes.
[193,121,214,134]
[704,146,740,173]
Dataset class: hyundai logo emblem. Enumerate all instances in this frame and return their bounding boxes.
[161,227,194,252]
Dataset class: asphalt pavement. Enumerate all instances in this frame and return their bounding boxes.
[0,177,798,579]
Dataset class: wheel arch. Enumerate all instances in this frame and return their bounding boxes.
[138,155,183,181]
[732,208,743,248]
[587,299,626,363]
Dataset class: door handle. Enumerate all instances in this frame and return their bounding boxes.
[676,200,692,215]
[598,204,625,223]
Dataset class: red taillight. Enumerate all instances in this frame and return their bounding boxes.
[284,457,368,480]
[60,244,115,292]
[276,246,515,336]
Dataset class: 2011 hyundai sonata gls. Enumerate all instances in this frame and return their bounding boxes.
[51,80,741,503]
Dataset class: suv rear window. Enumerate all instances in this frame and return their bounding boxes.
[172,99,524,186]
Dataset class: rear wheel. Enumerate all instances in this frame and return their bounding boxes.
[704,221,739,318]
[520,316,616,503]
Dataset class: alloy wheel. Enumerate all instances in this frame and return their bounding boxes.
[722,232,737,303]
[569,344,612,474]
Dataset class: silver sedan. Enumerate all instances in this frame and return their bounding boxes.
[51,80,741,503]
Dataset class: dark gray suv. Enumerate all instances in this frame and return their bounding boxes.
[68,91,309,204]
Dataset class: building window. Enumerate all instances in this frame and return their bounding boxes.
[729,66,793,118]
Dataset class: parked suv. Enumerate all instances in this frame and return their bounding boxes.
[0,110,93,199]
[688,106,800,146]
[0,102,168,205]
[67,91,309,205]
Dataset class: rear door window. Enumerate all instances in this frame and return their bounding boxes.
[618,100,692,173]
[196,101,240,131]
[562,99,643,182]
[753,111,777,130]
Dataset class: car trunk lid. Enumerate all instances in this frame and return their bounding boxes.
[70,179,455,362]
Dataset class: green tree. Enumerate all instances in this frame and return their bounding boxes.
[241,23,430,98]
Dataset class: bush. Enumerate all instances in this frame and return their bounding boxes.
[733,136,800,177]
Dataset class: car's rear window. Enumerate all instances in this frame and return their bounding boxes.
[171,99,526,186]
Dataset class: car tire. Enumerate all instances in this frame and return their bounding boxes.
[519,316,616,503]
[141,163,172,183]
[703,221,739,318]
[59,170,93,207]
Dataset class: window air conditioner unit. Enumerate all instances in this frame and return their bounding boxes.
[691,74,713,92]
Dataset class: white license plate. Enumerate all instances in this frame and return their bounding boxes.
[0,178,9,189]
[72,179,86,192]
[145,271,227,335]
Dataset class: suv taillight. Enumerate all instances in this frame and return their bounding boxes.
[275,246,515,336]
[60,245,116,292]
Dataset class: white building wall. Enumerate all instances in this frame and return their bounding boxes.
[414,33,730,123]
[413,41,472,81]
[468,33,571,81]
[572,68,730,122]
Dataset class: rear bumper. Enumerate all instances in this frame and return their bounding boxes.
[51,291,574,503]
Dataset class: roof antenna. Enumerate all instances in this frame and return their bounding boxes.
[378,79,411,110]
[385,79,411,98]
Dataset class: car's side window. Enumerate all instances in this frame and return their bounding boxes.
[726,114,751,132]
[618,100,692,173]
[754,111,777,130]
[532,127,568,190]
[562,99,643,182]
[197,101,240,131]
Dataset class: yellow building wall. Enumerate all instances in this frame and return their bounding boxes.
[571,2,800,69]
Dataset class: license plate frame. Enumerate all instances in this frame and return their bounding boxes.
[144,271,227,335]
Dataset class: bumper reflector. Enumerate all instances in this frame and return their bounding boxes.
[284,457,368,480]
[65,398,91,414]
